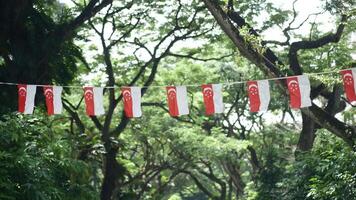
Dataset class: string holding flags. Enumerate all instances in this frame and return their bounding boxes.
[1,68,355,117]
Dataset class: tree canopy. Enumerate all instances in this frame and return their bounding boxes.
[0,0,355,199]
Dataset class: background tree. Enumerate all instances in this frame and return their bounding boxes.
[0,0,113,113]
[0,0,355,199]
[201,0,355,150]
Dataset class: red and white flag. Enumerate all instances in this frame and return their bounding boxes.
[247,80,270,112]
[18,84,37,114]
[201,84,224,115]
[340,68,356,103]
[122,87,142,118]
[83,87,104,116]
[287,75,312,109]
[43,86,63,115]
[166,86,189,116]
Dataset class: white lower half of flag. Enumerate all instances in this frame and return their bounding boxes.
[52,86,63,114]
[257,80,270,111]
[176,86,189,115]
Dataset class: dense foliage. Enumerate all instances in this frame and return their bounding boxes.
[0,114,98,200]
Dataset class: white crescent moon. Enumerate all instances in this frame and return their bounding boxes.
[203,87,212,93]
[19,87,27,93]
[248,84,258,90]
[84,89,94,96]
[167,88,176,94]
[343,73,353,79]
[44,88,53,95]
[288,80,298,87]
[123,90,131,96]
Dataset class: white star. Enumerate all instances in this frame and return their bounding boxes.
[86,94,93,100]
[290,83,299,92]
[344,77,352,85]
[250,88,258,96]
[204,90,213,97]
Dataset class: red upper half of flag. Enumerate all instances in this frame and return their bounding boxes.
[18,84,27,113]
[122,87,133,118]
[287,77,301,108]
[202,84,215,115]
[247,81,260,112]
[166,86,179,116]
[43,86,54,115]
[340,69,356,102]
[83,87,95,116]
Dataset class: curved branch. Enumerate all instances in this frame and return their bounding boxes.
[60,0,113,39]
[289,14,348,74]
[62,98,85,134]
[168,51,235,62]
[181,170,217,199]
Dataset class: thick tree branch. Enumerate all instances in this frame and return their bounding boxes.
[90,116,103,131]
[168,51,235,62]
[304,104,355,148]
[202,0,283,80]
[60,0,113,39]
[202,0,355,148]
[197,166,227,199]
[62,98,85,133]
[289,14,348,74]
[182,170,217,199]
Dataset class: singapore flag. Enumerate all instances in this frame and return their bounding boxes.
[43,86,63,115]
[247,80,270,112]
[166,86,189,117]
[122,87,142,118]
[201,84,224,115]
[340,68,356,103]
[18,84,37,114]
[83,87,105,116]
[287,75,312,109]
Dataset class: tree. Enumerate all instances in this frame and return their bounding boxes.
[1,0,355,199]
[60,0,221,199]
[201,0,355,151]
[0,0,113,113]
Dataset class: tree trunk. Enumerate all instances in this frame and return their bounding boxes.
[297,113,317,151]
[223,162,245,196]
[247,146,260,174]
[100,147,125,200]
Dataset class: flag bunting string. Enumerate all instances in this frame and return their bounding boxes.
[2,68,356,117]
[0,69,350,89]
